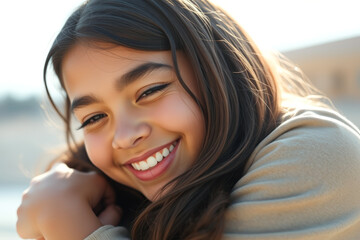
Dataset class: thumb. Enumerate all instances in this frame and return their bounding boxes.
[98,205,122,226]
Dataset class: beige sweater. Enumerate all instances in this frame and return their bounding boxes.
[85,107,360,240]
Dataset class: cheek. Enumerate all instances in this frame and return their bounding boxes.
[153,94,205,154]
[84,133,112,169]
[156,95,203,129]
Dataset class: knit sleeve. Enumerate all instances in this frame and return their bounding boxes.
[223,109,360,240]
[84,225,131,240]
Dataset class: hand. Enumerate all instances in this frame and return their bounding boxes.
[16,163,122,240]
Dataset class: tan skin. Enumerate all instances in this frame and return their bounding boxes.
[17,163,117,240]
[16,43,205,239]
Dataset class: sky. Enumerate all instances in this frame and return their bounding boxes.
[1,0,359,99]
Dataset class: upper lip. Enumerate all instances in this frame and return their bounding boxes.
[123,139,178,165]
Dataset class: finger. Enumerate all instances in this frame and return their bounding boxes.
[103,182,117,205]
[85,172,115,208]
[16,188,42,239]
[98,205,122,226]
[16,217,42,239]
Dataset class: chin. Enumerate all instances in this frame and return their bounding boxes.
[143,184,172,202]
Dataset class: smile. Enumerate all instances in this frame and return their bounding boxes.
[125,139,180,181]
[131,143,175,171]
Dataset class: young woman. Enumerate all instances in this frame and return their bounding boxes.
[16,0,360,239]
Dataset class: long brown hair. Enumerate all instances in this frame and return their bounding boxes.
[43,0,307,239]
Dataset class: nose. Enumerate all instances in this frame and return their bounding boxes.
[112,118,151,149]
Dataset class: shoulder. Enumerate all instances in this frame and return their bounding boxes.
[244,106,360,174]
[224,107,360,239]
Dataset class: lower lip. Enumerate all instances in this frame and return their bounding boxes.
[126,140,180,181]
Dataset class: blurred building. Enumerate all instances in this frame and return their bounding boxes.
[283,36,360,99]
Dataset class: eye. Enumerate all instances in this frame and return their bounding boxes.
[77,113,107,130]
[136,83,170,102]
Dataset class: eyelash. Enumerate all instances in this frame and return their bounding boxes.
[77,83,170,130]
[136,83,170,102]
[78,113,107,130]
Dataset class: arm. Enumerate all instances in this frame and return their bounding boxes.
[16,163,125,240]
[224,110,360,239]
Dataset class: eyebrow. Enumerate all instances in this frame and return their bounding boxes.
[71,94,99,113]
[70,62,173,112]
[116,62,172,91]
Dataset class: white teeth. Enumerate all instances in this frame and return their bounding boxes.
[133,162,141,170]
[131,142,178,171]
[147,156,157,167]
[162,148,169,157]
[155,152,163,162]
[139,161,149,171]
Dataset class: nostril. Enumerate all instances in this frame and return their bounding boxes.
[112,122,151,149]
[112,140,120,149]
[133,136,143,146]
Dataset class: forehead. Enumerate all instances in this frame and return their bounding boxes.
[62,42,172,74]
[61,42,174,93]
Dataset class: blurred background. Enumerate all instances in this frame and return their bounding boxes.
[1,0,359,239]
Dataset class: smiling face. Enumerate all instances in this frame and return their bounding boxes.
[61,43,205,200]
